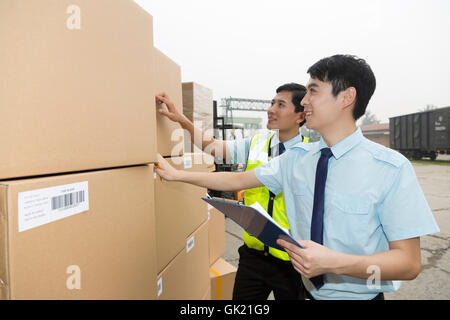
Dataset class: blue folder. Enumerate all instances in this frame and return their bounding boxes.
[202,197,303,251]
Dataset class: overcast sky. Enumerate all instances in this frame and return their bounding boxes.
[136,0,450,123]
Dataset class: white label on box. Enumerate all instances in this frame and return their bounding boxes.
[18,181,89,232]
[184,156,192,169]
[157,278,163,297]
[186,235,195,253]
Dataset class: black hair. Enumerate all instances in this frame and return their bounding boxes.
[276,83,306,127]
[306,54,376,120]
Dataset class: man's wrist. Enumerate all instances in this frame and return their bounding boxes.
[331,251,359,276]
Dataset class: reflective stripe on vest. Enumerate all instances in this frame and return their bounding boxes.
[243,133,290,261]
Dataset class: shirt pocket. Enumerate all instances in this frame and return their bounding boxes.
[291,178,308,196]
[331,193,371,215]
[327,193,372,250]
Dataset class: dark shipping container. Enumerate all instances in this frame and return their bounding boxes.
[389,106,450,160]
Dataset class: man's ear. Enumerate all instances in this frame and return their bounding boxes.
[296,111,306,124]
[342,87,357,110]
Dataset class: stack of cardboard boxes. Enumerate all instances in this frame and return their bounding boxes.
[0,0,235,300]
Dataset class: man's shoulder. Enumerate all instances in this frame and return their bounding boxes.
[251,131,273,139]
[291,138,319,152]
[359,138,407,169]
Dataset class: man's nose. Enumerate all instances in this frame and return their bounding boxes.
[300,95,309,107]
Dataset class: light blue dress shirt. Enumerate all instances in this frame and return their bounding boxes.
[255,127,440,300]
[225,131,306,167]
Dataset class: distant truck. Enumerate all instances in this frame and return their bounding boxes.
[389,106,450,160]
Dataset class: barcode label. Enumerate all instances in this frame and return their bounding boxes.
[51,191,85,210]
[18,181,89,232]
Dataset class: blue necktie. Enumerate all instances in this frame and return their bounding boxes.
[278,142,286,155]
[310,147,333,290]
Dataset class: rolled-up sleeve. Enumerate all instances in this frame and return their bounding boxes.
[226,138,251,165]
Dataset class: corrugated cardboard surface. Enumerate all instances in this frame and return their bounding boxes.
[157,221,210,300]
[209,258,237,300]
[0,165,157,299]
[185,221,211,300]
[0,187,8,300]
[154,154,214,273]
[182,82,214,153]
[202,286,211,300]
[0,0,157,180]
[154,48,184,157]
[156,247,188,300]
[208,207,226,266]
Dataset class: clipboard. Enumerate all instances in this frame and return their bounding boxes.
[202,197,303,251]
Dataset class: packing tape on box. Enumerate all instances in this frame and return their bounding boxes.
[209,267,222,299]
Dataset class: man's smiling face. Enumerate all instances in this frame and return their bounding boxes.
[301,78,342,132]
[267,91,304,131]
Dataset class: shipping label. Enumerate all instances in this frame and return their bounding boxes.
[18,181,89,232]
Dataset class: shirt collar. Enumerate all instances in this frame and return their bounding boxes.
[315,127,364,159]
[269,132,304,149]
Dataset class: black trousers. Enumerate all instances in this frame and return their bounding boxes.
[232,244,304,300]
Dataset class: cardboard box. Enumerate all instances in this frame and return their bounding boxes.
[208,207,226,265]
[182,82,214,153]
[154,48,184,157]
[0,165,157,300]
[154,154,214,273]
[0,0,157,180]
[156,248,188,300]
[209,258,237,300]
[202,287,211,300]
[157,221,210,300]
[185,221,211,300]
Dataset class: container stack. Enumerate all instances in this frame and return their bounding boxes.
[0,0,232,300]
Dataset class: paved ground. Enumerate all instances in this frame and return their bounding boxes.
[223,155,450,300]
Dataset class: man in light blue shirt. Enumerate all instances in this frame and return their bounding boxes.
[155,55,440,300]
[255,126,438,299]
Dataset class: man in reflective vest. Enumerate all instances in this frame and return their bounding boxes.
[156,83,309,299]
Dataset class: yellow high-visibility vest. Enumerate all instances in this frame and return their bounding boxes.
[243,133,293,260]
